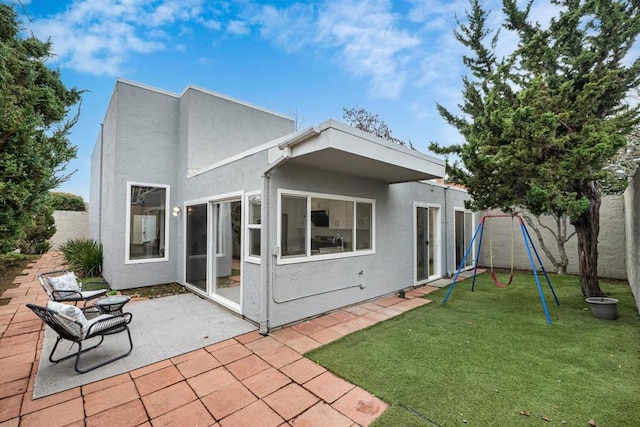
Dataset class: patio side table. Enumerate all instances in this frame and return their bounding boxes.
[94,295,131,315]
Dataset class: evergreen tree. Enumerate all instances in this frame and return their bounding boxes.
[0,4,81,253]
[431,0,640,296]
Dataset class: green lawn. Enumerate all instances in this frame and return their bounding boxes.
[306,273,640,426]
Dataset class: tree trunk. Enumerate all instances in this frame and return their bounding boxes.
[571,181,605,297]
[522,213,573,275]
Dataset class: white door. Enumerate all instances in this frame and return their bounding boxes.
[416,205,439,283]
[185,200,242,313]
[455,210,475,270]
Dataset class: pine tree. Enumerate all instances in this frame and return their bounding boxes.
[431,0,640,296]
[0,4,81,252]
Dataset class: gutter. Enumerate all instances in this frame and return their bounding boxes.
[277,126,320,150]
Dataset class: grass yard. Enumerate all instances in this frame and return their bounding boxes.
[306,273,640,426]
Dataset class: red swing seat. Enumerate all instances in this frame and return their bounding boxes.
[488,216,515,288]
[490,270,514,288]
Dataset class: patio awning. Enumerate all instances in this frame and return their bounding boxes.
[266,120,445,184]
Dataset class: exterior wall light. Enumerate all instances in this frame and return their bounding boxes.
[172,206,181,217]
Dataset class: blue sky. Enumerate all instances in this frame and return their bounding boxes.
[12,0,563,201]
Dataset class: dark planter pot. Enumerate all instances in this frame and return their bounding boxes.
[585,297,619,320]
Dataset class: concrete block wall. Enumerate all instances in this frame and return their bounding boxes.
[51,211,88,250]
[624,168,640,312]
[477,194,627,280]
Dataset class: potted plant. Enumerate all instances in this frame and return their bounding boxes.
[585,297,619,320]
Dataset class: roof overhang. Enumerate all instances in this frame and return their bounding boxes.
[266,120,445,184]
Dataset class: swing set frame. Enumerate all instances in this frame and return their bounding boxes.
[443,214,560,324]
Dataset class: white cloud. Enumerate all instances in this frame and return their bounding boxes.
[253,3,318,53]
[27,0,206,76]
[227,20,249,36]
[254,0,421,99]
[316,0,421,98]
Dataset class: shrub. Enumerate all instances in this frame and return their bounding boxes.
[33,241,52,254]
[59,238,103,277]
[18,204,56,254]
[49,192,86,211]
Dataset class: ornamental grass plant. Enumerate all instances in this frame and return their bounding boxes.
[306,273,639,426]
[59,238,103,277]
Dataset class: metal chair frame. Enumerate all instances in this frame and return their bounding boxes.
[38,270,109,306]
[27,304,133,374]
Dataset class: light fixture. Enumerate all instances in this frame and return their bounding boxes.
[172,206,181,217]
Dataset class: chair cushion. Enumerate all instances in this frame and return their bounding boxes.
[82,314,116,337]
[48,273,80,293]
[46,301,87,337]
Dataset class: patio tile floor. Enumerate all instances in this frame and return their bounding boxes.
[0,252,483,426]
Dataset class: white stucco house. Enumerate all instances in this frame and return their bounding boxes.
[89,79,476,332]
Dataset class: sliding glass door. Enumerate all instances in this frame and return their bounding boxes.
[185,198,242,311]
[186,204,207,292]
[416,205,440,283]
[211,200,241,308]
[455,210,475,270]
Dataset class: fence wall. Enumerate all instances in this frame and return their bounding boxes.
[477,195,627,280]
[624,169,640,312]
[51,211,88,250]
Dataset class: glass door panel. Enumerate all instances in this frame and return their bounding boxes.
[186,204,207,292]
[211,200,242,307]
[455,211,474,270]
[417,206,439,283]
[429,208,437,276]
[464,212,474,268]
[416,207,429,282]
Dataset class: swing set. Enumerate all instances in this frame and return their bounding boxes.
[443,214,560,324]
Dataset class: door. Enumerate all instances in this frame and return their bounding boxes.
[416,205,439,283]
[186,204,207,292]
[455,210,475,270]
[185,199,242,312]
[210,200,242,310]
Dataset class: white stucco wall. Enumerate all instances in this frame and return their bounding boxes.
[92,81,181,289]
[51,211,88,250]
[624,169,640,312]
[91,79,477,329]
[478,195,627,279]
[263,164,473,328]
[183,87,293,173]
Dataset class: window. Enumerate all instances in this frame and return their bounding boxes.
[127,183,169,262]
[356,202,372,250]
[246,193,261,261]
[279,190,374,262]
[281,195,307,257]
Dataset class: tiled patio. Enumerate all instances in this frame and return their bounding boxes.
[0,252,449,427]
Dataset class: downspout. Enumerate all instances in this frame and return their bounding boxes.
[259,151,292,334]
[259,173,271,335]
[258,126,320,334]
[444,185,449,277]
[98,123,104,242]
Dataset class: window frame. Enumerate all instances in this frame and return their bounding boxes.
[125,182,170,264]
[245,191,262,264]
[277,189,375,265]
